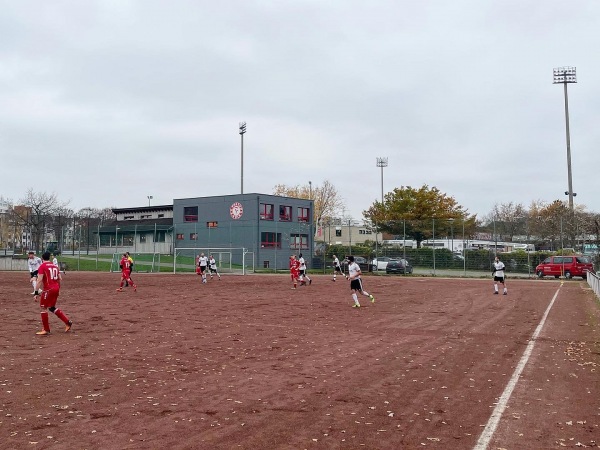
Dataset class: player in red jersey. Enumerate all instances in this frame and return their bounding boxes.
[116,252,137,292]
[33,251,72,335]
[290,254,300,290]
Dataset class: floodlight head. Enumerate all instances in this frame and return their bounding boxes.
[553,66,577,84]
[376,157,388,168]
[239,122,247,135]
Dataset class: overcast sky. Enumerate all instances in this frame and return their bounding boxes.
[1,0,599,220]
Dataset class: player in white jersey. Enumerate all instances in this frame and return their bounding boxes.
[298,253,312,285]
[492,256,507,295]
[208,254,221,280]
[198,253,209,284]
[346,255,375,308]
[27,251,43,294]
[332,255,342,281]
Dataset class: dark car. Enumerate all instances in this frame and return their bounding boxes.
[386,258,413,274]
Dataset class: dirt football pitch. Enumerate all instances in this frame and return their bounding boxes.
[1,271,599,449]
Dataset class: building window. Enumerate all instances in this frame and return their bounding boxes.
[279,205,292,221]
[359,229,372,235]
[298,207,309,223]
[260,203,274,220]
[261,232,281,248]
[176,233,184,240]
[207,221,218,228]
[124,215,135,220]
[335,228,342,237]
[190,233,198,240]
[158,214,164,218]
[291,234,309,249]
[140,214,152,219]
[140,235,147,243]
[156,231,166,242]
[184,206,198,222]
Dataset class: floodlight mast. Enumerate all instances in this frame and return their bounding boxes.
[376,157,388,204]
[553,67,577,211]
[239,122,247,194]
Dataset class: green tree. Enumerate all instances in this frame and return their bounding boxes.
[363,184,477,248]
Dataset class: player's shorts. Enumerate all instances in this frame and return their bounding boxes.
[209,266,218,273]
[494,276,505,282]
[290,271,299,280]
[122,270,132,278]
[200,265,207,273]
[30,270,39,278]
[299,269,306,276]
[334,265,342,273]
[350,278,364,291]
[40,288,60,308]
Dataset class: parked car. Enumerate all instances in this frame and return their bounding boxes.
[386,258,413,275]
[535,255,595,279]
[370,256,392,271]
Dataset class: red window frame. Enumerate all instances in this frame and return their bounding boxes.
[290,234,309,249]
[176,233,184,240]
[261,232,281,248]
[190,233,198,240]
[183,206,198,222]
[279,205,292,221]
[260,203,274,220]
[298,207,309,223]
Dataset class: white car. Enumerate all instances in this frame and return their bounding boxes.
[371,257,392,271]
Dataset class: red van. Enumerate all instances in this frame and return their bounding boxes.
[535,255,595,279]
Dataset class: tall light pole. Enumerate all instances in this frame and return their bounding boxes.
[376,157,388,205]
[147,195,153,207]
[375,157,388,261]
[553,67,577,211]
[239,122,247,194]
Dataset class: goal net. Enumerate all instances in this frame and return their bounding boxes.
[173,247,254,275]
[110,252,163,273]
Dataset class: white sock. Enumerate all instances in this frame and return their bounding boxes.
[494,284,498,292]
[352,293,359,305]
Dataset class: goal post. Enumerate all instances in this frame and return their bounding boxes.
[174,247,254,275]
[110,252,162,273]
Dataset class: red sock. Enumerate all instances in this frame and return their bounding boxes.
[41,311,50,332]
[54,308,69,324]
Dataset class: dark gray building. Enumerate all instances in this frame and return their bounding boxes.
[173,193,314,270]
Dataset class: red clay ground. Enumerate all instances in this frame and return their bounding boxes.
[1,271,599,449]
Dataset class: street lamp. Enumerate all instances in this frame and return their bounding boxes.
[553,67,577,211]
[147,195,153,206]
[239,122,247,194]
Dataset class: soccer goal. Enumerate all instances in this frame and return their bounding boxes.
[174,247,255,275]
[110,252,164,273]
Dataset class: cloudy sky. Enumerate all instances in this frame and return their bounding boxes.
[1,0,599,220]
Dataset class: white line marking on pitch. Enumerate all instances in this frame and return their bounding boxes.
[474,284,562,450]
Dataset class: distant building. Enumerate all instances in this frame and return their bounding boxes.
[173,193,313,270]
[97,205,174,254]
[97,193,314,270]
[316,219,382,247]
